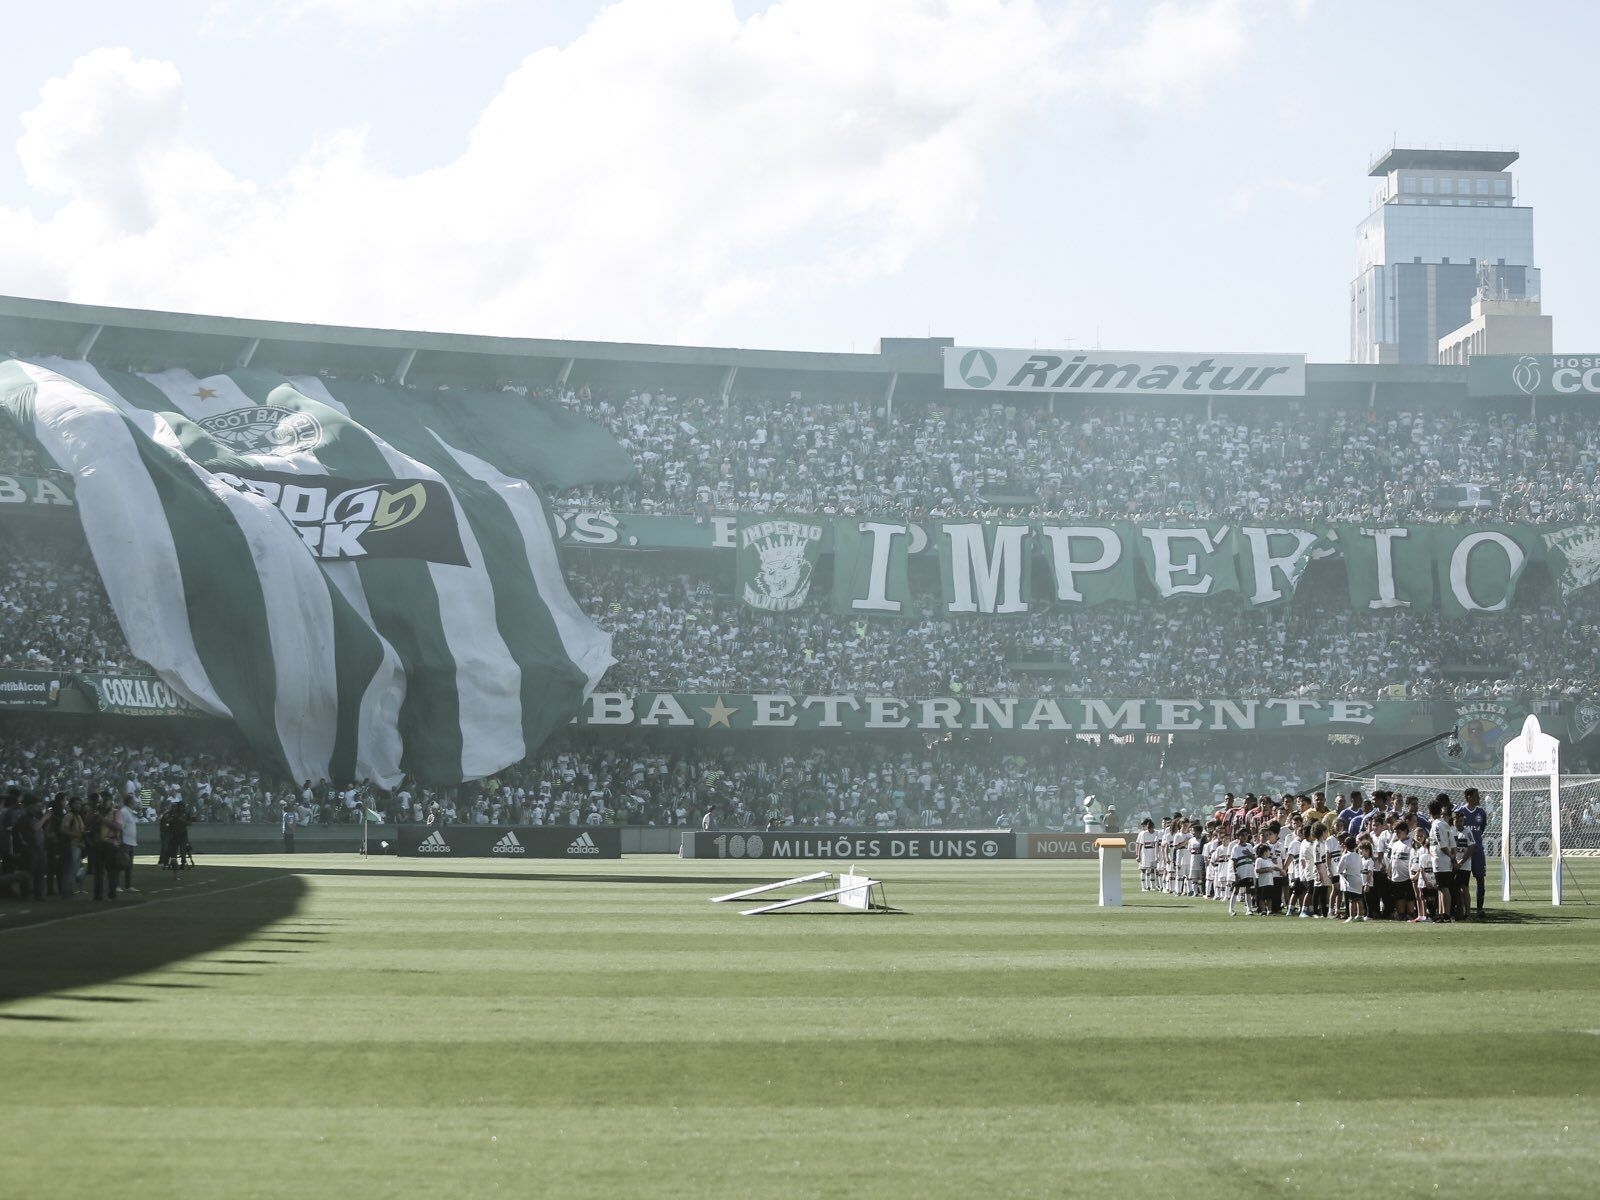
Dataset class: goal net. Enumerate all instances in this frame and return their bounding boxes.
[1341,773,1600,902]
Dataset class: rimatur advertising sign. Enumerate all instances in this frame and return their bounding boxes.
[944,348,1305,396]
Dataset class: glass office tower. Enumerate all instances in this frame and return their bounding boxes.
[1350,148,1537,364]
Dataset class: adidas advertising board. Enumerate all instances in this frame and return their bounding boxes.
[397,825,620,858]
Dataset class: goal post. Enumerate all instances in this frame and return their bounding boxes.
[1500,715,1561,905]
[1355,717,1600,907]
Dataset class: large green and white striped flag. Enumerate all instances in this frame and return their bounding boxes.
[0,357,632,789]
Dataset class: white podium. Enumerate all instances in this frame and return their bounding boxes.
[1095,838,1126,907]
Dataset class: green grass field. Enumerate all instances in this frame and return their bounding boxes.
[3,855,1598,1199]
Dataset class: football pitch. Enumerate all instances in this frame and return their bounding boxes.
[2,855,1597,1200]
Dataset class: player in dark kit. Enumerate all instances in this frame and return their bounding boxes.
[1456,787,1489,918]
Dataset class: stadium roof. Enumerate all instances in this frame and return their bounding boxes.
[1368,147,1518,177]
[0,293,1465,401]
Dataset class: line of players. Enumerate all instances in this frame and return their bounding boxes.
[1132,789,1490,922]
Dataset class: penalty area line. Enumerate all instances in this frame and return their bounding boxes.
[0,872,296,936]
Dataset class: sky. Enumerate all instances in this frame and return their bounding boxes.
[0,0,1595,362]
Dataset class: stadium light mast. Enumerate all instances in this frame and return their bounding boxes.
[1312,726,1460,796]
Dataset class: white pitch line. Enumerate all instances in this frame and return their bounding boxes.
[0,872,294,936]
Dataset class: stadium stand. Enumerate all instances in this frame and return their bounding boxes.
[2,297,1599,852]
[551,384,1600,524]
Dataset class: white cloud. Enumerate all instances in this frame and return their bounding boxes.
[210,0,512,32]
[1091,0,1249,107]
[1,0,1264,345]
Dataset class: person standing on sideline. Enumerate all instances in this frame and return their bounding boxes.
[58,796,85,899]
[89,796,121,902]
[282,805,298,853]
[700,805,717,831]
[117,792,141,893]
[1456,787,1489,919]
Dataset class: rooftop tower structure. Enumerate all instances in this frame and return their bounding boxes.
[1350,147,1538,364]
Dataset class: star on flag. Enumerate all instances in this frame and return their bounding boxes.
[700,696,738,728]
[194,386,218,400]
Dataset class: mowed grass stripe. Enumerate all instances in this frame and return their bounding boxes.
[3,1101,1595,1200]
[4,855,1598,1200]
[5,991,1595,1044]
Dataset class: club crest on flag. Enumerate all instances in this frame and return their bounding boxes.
[738,520,822,612]
[200,406,323,457]
[1543,525,1600,596]
[1575,702,1600,743]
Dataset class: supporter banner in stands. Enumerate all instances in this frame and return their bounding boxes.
[554,510,742,551]
[1542,526,1600,598]
[736,518,824,612]
[1467,354,1600,397]
[688,829,1016,860]
[936,522,1035,614]
[556,514,1586,616]
[0,669,62,709]
[1,358,632,789]
[581,692,1435,735]
[78,673,206,718]
[1431,526,1536,617]
[0,473,74,508]
[943,348,1306,397]
[831,519,918,617]
[396,823,621,858]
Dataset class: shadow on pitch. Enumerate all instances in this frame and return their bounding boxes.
[288,866,813,887]
[0,864,305,1004]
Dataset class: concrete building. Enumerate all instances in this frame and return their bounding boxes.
[1350,148,1538,365]
[1436,295,1552,365]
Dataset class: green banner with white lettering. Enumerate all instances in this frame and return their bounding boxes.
[1037,523,1138,607]
[1335,525,1436,612]
[1225,526,1324,608]
[575,691,1600,747]
[1132,524,1240,600]
[831,518,917,618]
[1433,525,1540,617]
[937,522,1034,615]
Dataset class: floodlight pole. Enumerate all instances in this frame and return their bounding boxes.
[1309,727,1458,797]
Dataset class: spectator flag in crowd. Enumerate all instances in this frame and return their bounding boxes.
[0,358,633,788]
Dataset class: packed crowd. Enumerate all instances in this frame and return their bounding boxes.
[0,722,1337,831]
[6,506,1596,699]
[0,529,144,673]
[0,435,53,477]
[1136,787,1496,922]
[569,559,1600,701]
[546,382,1600,525]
